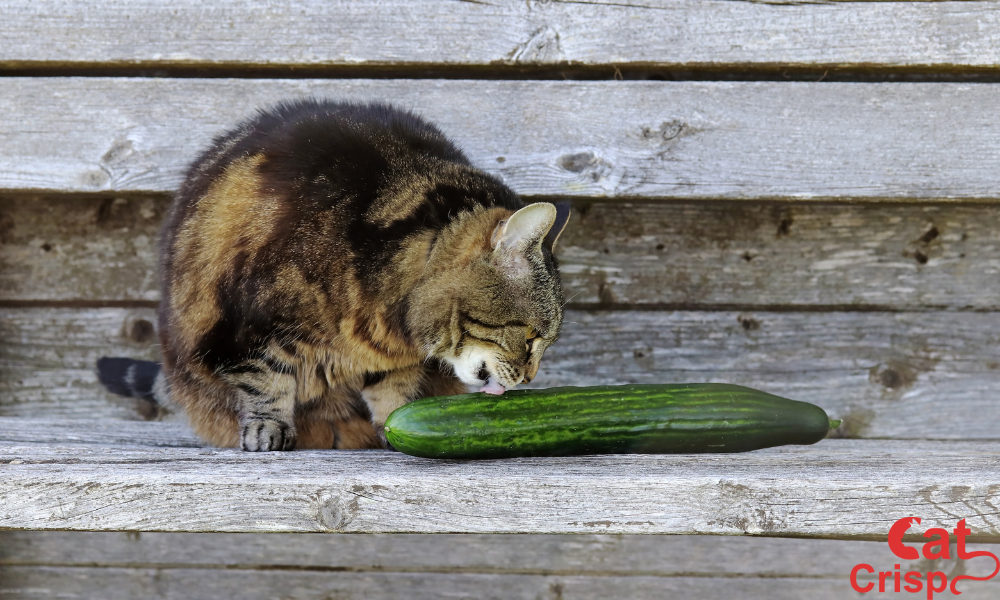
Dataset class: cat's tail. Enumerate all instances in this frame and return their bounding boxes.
[96,357,171,407]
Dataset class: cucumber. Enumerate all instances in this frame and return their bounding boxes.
[384,384,837,459]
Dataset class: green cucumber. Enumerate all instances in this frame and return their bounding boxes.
[384,383,837,459]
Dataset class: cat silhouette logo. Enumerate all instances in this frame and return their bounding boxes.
[850,518,1000,597]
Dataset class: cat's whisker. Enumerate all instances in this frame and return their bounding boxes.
[561,292,580,308]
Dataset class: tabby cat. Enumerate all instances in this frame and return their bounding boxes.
[97,100,569,451]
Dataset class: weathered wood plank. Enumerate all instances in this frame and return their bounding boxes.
[0,196,165,303]
[0,307,162,420]
[0,530,898,575]
[5,483,993,593]
[5,529,996,585]
[5,307,1000,441]
[3,79,999,200]
[4,0,1000,69]
[560,201,1000,309]
[0,419,201,448]
[546,309,1000,441]
[8,196,1000,310]
[5,567,966,600]
[2,439,1000,537]
[546,309,1000,440]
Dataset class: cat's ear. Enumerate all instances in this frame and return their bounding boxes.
[491,203,558,252]
[543,201,571,252]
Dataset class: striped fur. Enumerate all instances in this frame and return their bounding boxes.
[102,100,567,451]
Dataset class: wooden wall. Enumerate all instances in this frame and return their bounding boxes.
[3,1,1000,598]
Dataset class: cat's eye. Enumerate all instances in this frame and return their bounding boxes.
[526,327,539,340]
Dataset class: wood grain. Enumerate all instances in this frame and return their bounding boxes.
[9,567,981,600]
[3,79,999,200]
[3,438,1000,537]
[559,201,1000,309]
[4,0,999,579]
[0,530,910,575]
[0,196,165,303]
[7,196,1000,310]
[5,528,997,585]
[0,307,163,420]
[5,307,1000,441]
[0,419,201,448]
[4,0,1000,70]
[544,309,1000,442]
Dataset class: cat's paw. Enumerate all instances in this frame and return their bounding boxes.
[241,419,297,451]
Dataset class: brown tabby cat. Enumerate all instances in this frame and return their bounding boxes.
[98,100,569,451]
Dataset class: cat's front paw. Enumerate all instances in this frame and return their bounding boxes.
[241,418,297,451]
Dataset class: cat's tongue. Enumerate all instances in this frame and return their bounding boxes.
[479,379,506,395]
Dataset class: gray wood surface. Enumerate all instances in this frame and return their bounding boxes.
[5,529,997,582]
[547,309,1000,440]
[4,0,1000,69]
[559,201,1000,309]
[0,196,164,303]
[8,196,1000,310]
[10,567,982,600]
[4,0,999,586]
[3,79,999,200]
[0,531,914,575]
[3,438,1000,536]
[6,307,1000,441]
[0,308,163,420]
[0,419,201,447]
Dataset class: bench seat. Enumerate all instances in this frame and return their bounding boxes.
[2,417,997,538]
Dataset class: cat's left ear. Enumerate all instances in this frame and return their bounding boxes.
[491,203,558,253]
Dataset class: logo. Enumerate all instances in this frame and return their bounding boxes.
[851,518,999,597]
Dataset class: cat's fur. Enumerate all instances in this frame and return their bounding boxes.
[98,100,569,451]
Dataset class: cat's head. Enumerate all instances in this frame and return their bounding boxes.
[410,202,569,394]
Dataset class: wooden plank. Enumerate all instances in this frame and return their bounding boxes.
[4,0,1000,69]
[545,309,1000,440]
[0,307,162,420]
[5,307,1000,441]
[560,201,1000,309]
[3,439,1000,537]
[0,530,899,575]
[0,196,165,303]
[6,567,970,600]
[2,79,999,200]
[0,419,201,448]
[8,196,1000,310]
[3,529,997,579]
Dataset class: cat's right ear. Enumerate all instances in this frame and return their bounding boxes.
[490,203,558,275]
[491,203,558,252]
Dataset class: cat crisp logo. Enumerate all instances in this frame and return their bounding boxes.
[850,518,1000,597]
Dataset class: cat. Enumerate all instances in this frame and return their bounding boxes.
[97,100,569,451]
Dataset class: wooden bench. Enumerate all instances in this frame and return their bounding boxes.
[4,1,1000,597]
